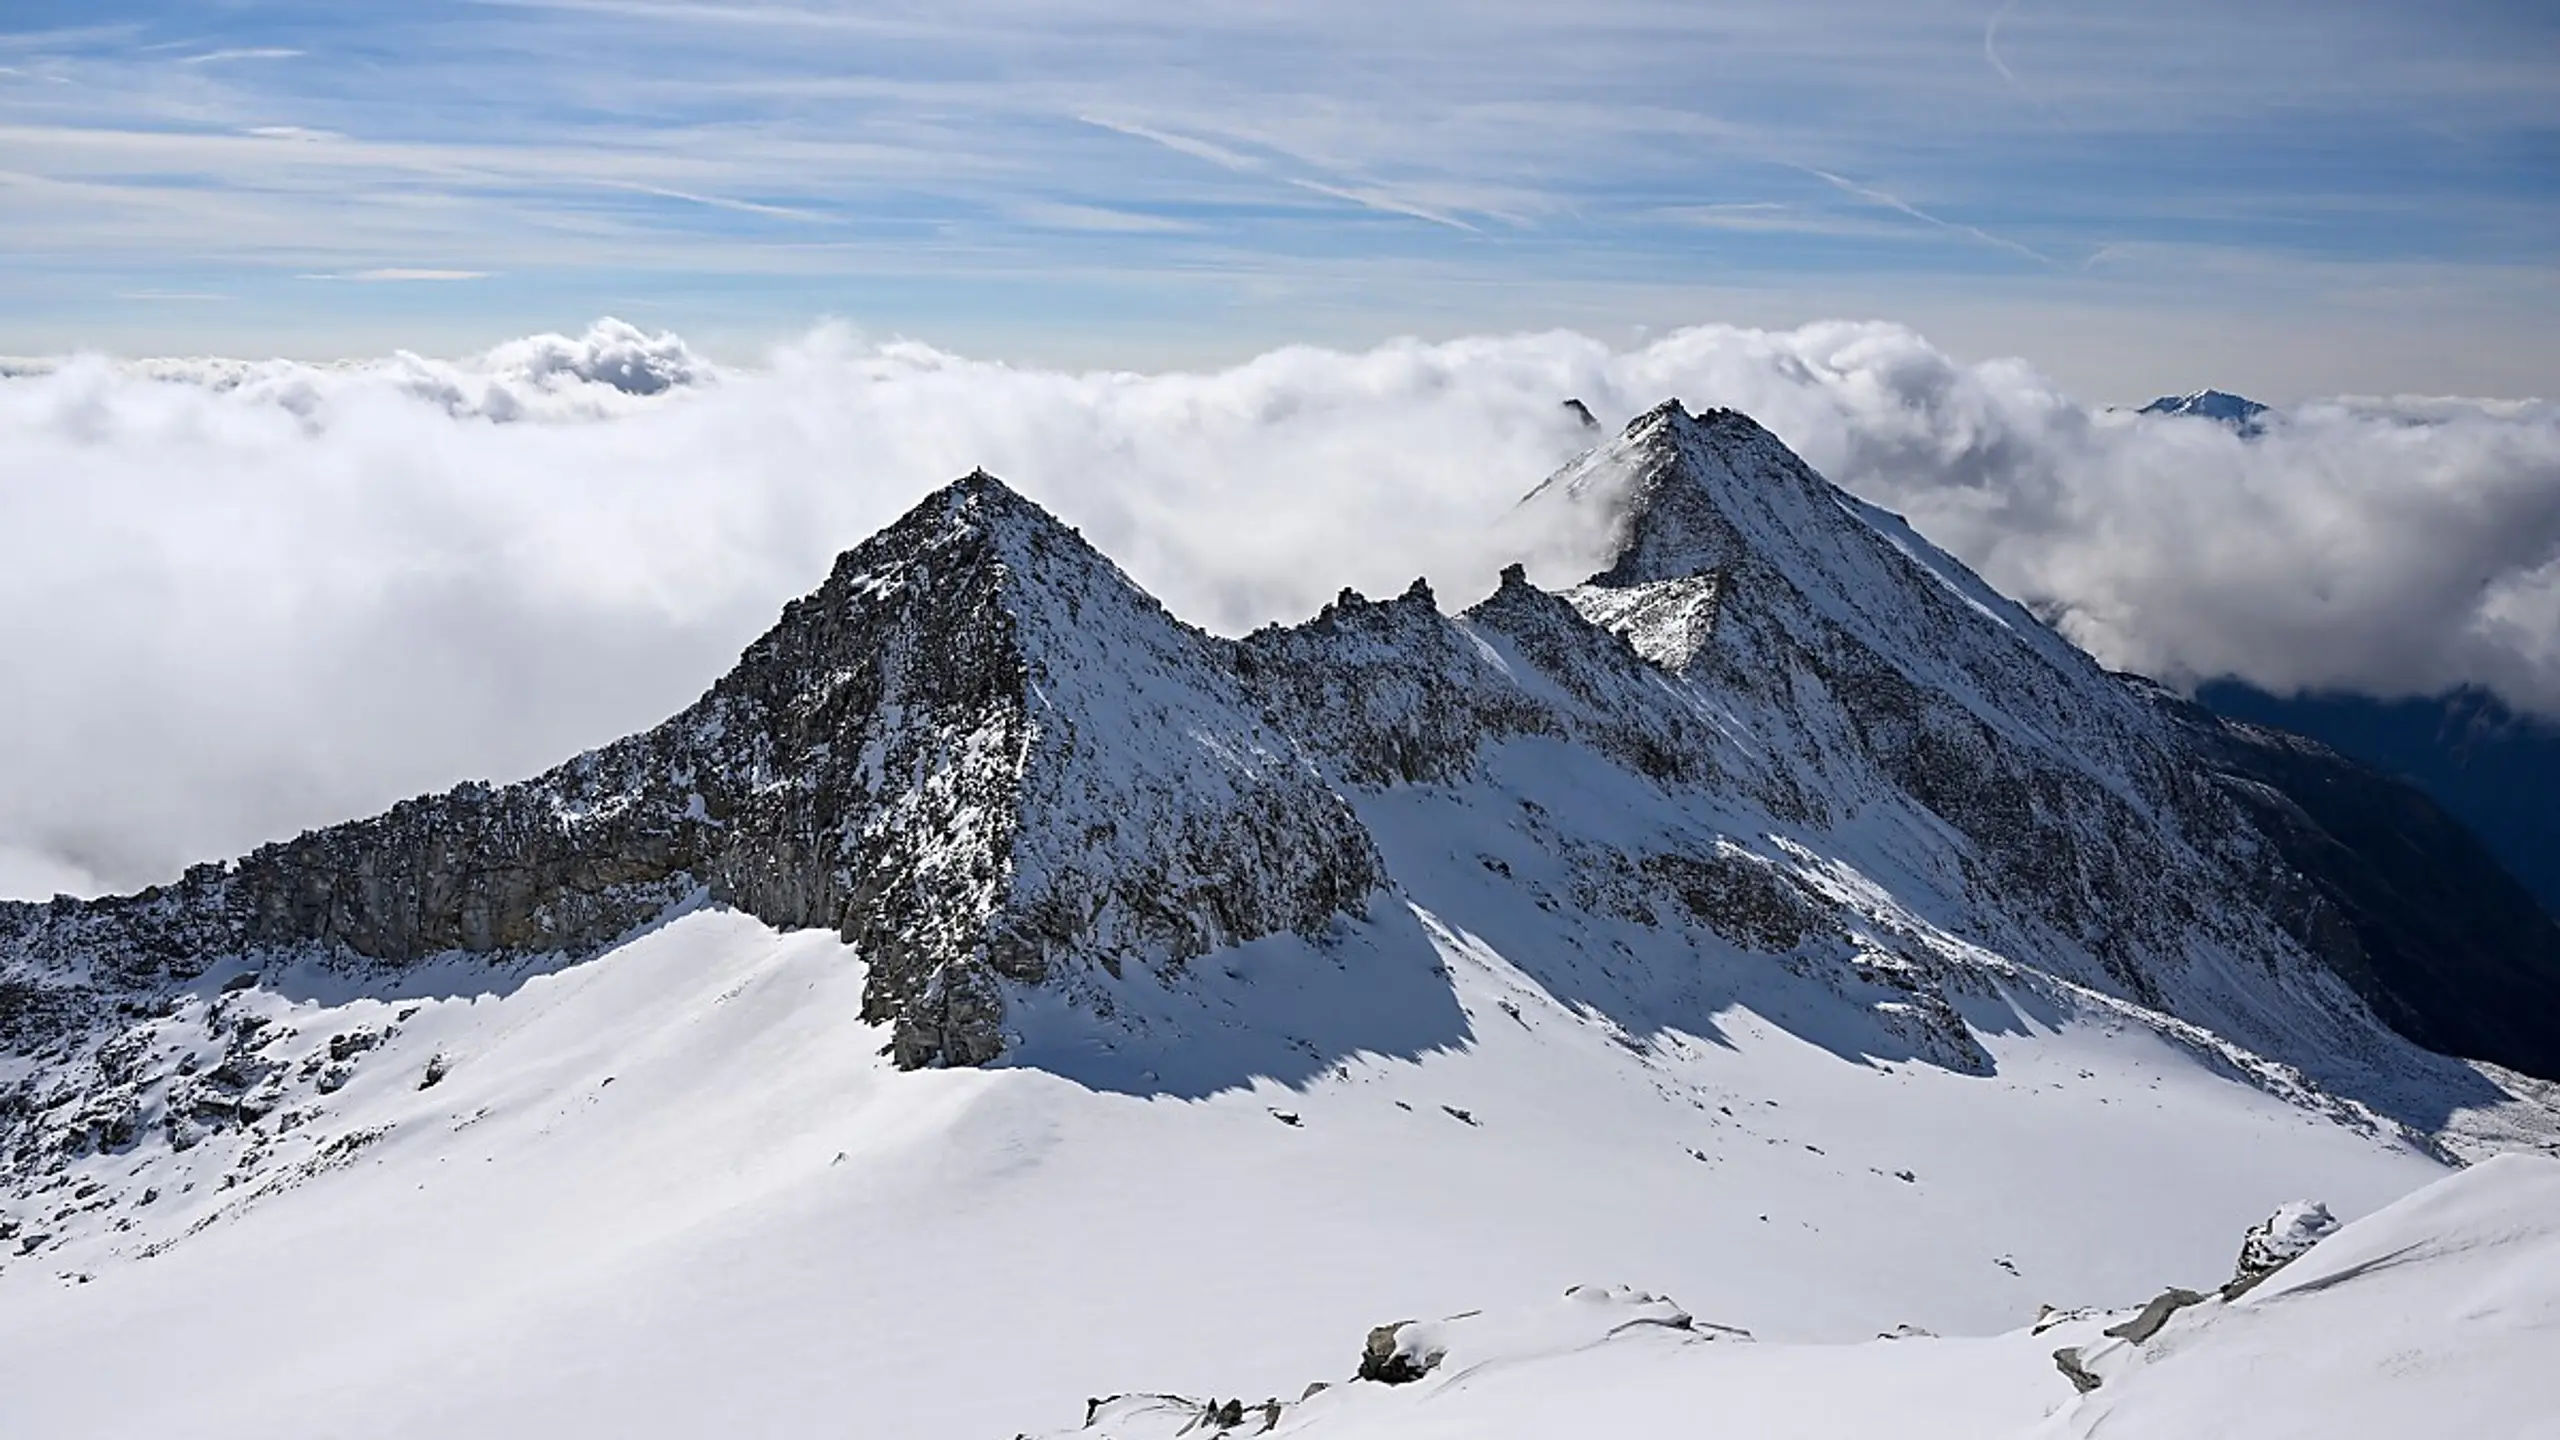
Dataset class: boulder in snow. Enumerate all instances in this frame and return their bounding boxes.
[2223,1199,2338,1298]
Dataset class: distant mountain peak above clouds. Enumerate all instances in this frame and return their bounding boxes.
[2139,389,2270,432]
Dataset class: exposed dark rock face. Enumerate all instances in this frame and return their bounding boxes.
[1642,851,1836,954]
[2223,1200,2338,1299]
[2103,1287,2208,1345]
[1239,579,1558,788]
[1357,1321,1439,1385]
[0,471,1382,1074]
[2054,1344,2105,1394]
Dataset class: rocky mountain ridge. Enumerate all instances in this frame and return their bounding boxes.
[2,473,1379,1073]
[7,403,2559,1246]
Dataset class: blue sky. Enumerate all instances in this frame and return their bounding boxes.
[2,0,2553,397]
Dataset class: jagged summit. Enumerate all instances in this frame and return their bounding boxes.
[884,464,1093,548]
[1526,402,1819,587]
[699,465,1383,1065]
[788,464,1144,628]
[725,463,1155,729]
[1525,400,2097,694]
[1,470,1381,1070]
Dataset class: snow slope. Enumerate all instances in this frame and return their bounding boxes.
[2041,1152,2560,1439]
[0,906,2451,1439]
[1025,1155,2560,1440]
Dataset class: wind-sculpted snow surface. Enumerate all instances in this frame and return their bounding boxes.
[2,400,2557,1330]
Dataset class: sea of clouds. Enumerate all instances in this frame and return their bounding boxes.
[4,317,2556,899]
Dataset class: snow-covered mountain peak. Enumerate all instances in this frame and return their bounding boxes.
[2138,389,2268,428]
[1520,400,1820,588]
[1526,399,2115,728]
[664,467,1386,1068]
[792,465,1166,654]
[866,466,1103,568]
[1519,400,2068,678]
[1481,405,2560,1139]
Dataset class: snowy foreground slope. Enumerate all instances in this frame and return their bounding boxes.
[1038,1154,2560,1440]
[0,910,2466,1438]
[3,402,2558,1437]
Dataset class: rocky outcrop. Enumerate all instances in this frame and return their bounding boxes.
[2054,1198,2341,1391]
[1051,1392,1287,1437]
[2224,1200,2338,1299]
[1356,1321,1438,1385]
[1239,578,1558,788]
[2054,1344,2106,1394]
[2102,1287,2208,1345]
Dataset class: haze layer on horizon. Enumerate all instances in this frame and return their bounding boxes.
[2,0,2554,402]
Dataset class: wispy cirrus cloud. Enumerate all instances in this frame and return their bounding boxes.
[1799,166,2054,266]
[0,1,2547,394]
[300,268,492,282]
[1285,177,1479,232]
[1010,200,1197,234]
[1657,202,1925,241]
[1983,0,2027,91]
[176,47,302,65]
[1077,115,1264,173]
[601,181,837,223]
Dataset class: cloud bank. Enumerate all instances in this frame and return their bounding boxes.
[3,318,2555,899]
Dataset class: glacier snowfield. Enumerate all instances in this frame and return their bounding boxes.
[0,902,2483,1438]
